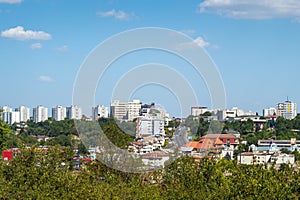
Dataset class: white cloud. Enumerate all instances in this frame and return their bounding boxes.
[1,26,52,40]
[199,0,300,21]
[176,36,211,51]
[57,45,68,52]
[30,43,42,49]
[193,36,210,47]
[0,0,22,4]
[39,76,53,82]
[97,9,135,20]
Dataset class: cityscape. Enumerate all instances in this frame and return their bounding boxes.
[1,98,298,167]
[1,98,297,125]
[1,0,300,199]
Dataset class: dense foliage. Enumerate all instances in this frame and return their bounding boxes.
[5,118,134,151]
[1,150,300,199]
[1,114,300,198]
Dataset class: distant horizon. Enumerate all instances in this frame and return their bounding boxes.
[1,97,298,118]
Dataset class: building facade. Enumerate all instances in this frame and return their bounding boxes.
[136,116,165,138]
[17,106,30,122]
[110,100,128,121]
[92,105,109,120]
[110,99,141,121]
[33,106,48,123]
[191,106,208,117]
[66,105,82,120]
[263,107,277,117]
[277,100,297,119]
[52,105,66,121]
[127,99,142,121]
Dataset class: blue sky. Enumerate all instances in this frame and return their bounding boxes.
[1,0,300,117]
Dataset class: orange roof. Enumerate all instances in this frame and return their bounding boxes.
[184,141,203,149]
[214,138,225,145]
[203,133,237,139]
[184,139,215,150]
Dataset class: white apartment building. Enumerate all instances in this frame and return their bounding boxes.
[127,99,142,121]
[1,106,29,125]
[2,111,20,125]
[33,106,48,123]
[92,105,109,120]
[136,116,165,138]
[263,107,277,117]
[1,106,12,113]
[66,105,82,120]
[52,105,66,121]
[17,106,30,122]
[110,99,141,121]
[277,100,297,119]
[110,100,128,121]
[191,106,208,116]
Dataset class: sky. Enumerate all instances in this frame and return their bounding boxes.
[1,0,300,117]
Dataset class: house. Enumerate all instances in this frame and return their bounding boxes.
[183,133,239,159]
[237,152,295,165]
[141,151,170,168]
[270,153,295,165]
[237,152,271,165]
[185,134,239,150]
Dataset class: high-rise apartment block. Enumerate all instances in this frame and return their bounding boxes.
[92,105,109,120]
[1,106,30,125]
[136,116,165,138]
[17,106,30,122]
[127,99,142,121]
[110,99,141,121]
[277,100,297,119]
[52,105,66,121]
[66,105,82,120]
[33,106,48,123]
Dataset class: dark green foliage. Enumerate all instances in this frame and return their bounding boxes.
[0,120,13,150]
[99,118,134,149]
[1,153,299,199]
[25,119,77,137]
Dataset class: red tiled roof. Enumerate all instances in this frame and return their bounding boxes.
[203,133,237,139]
[214,138,225,145]
[184,133,239,150]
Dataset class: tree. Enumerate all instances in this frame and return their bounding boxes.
[78,141,89,155]
[0,120,13,150]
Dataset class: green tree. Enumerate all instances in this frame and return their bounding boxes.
[0,120,13,150]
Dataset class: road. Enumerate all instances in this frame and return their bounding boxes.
[172,126,189,148]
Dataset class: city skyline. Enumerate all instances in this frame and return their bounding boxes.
[1,0,300,117]
[1,97,297,119]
